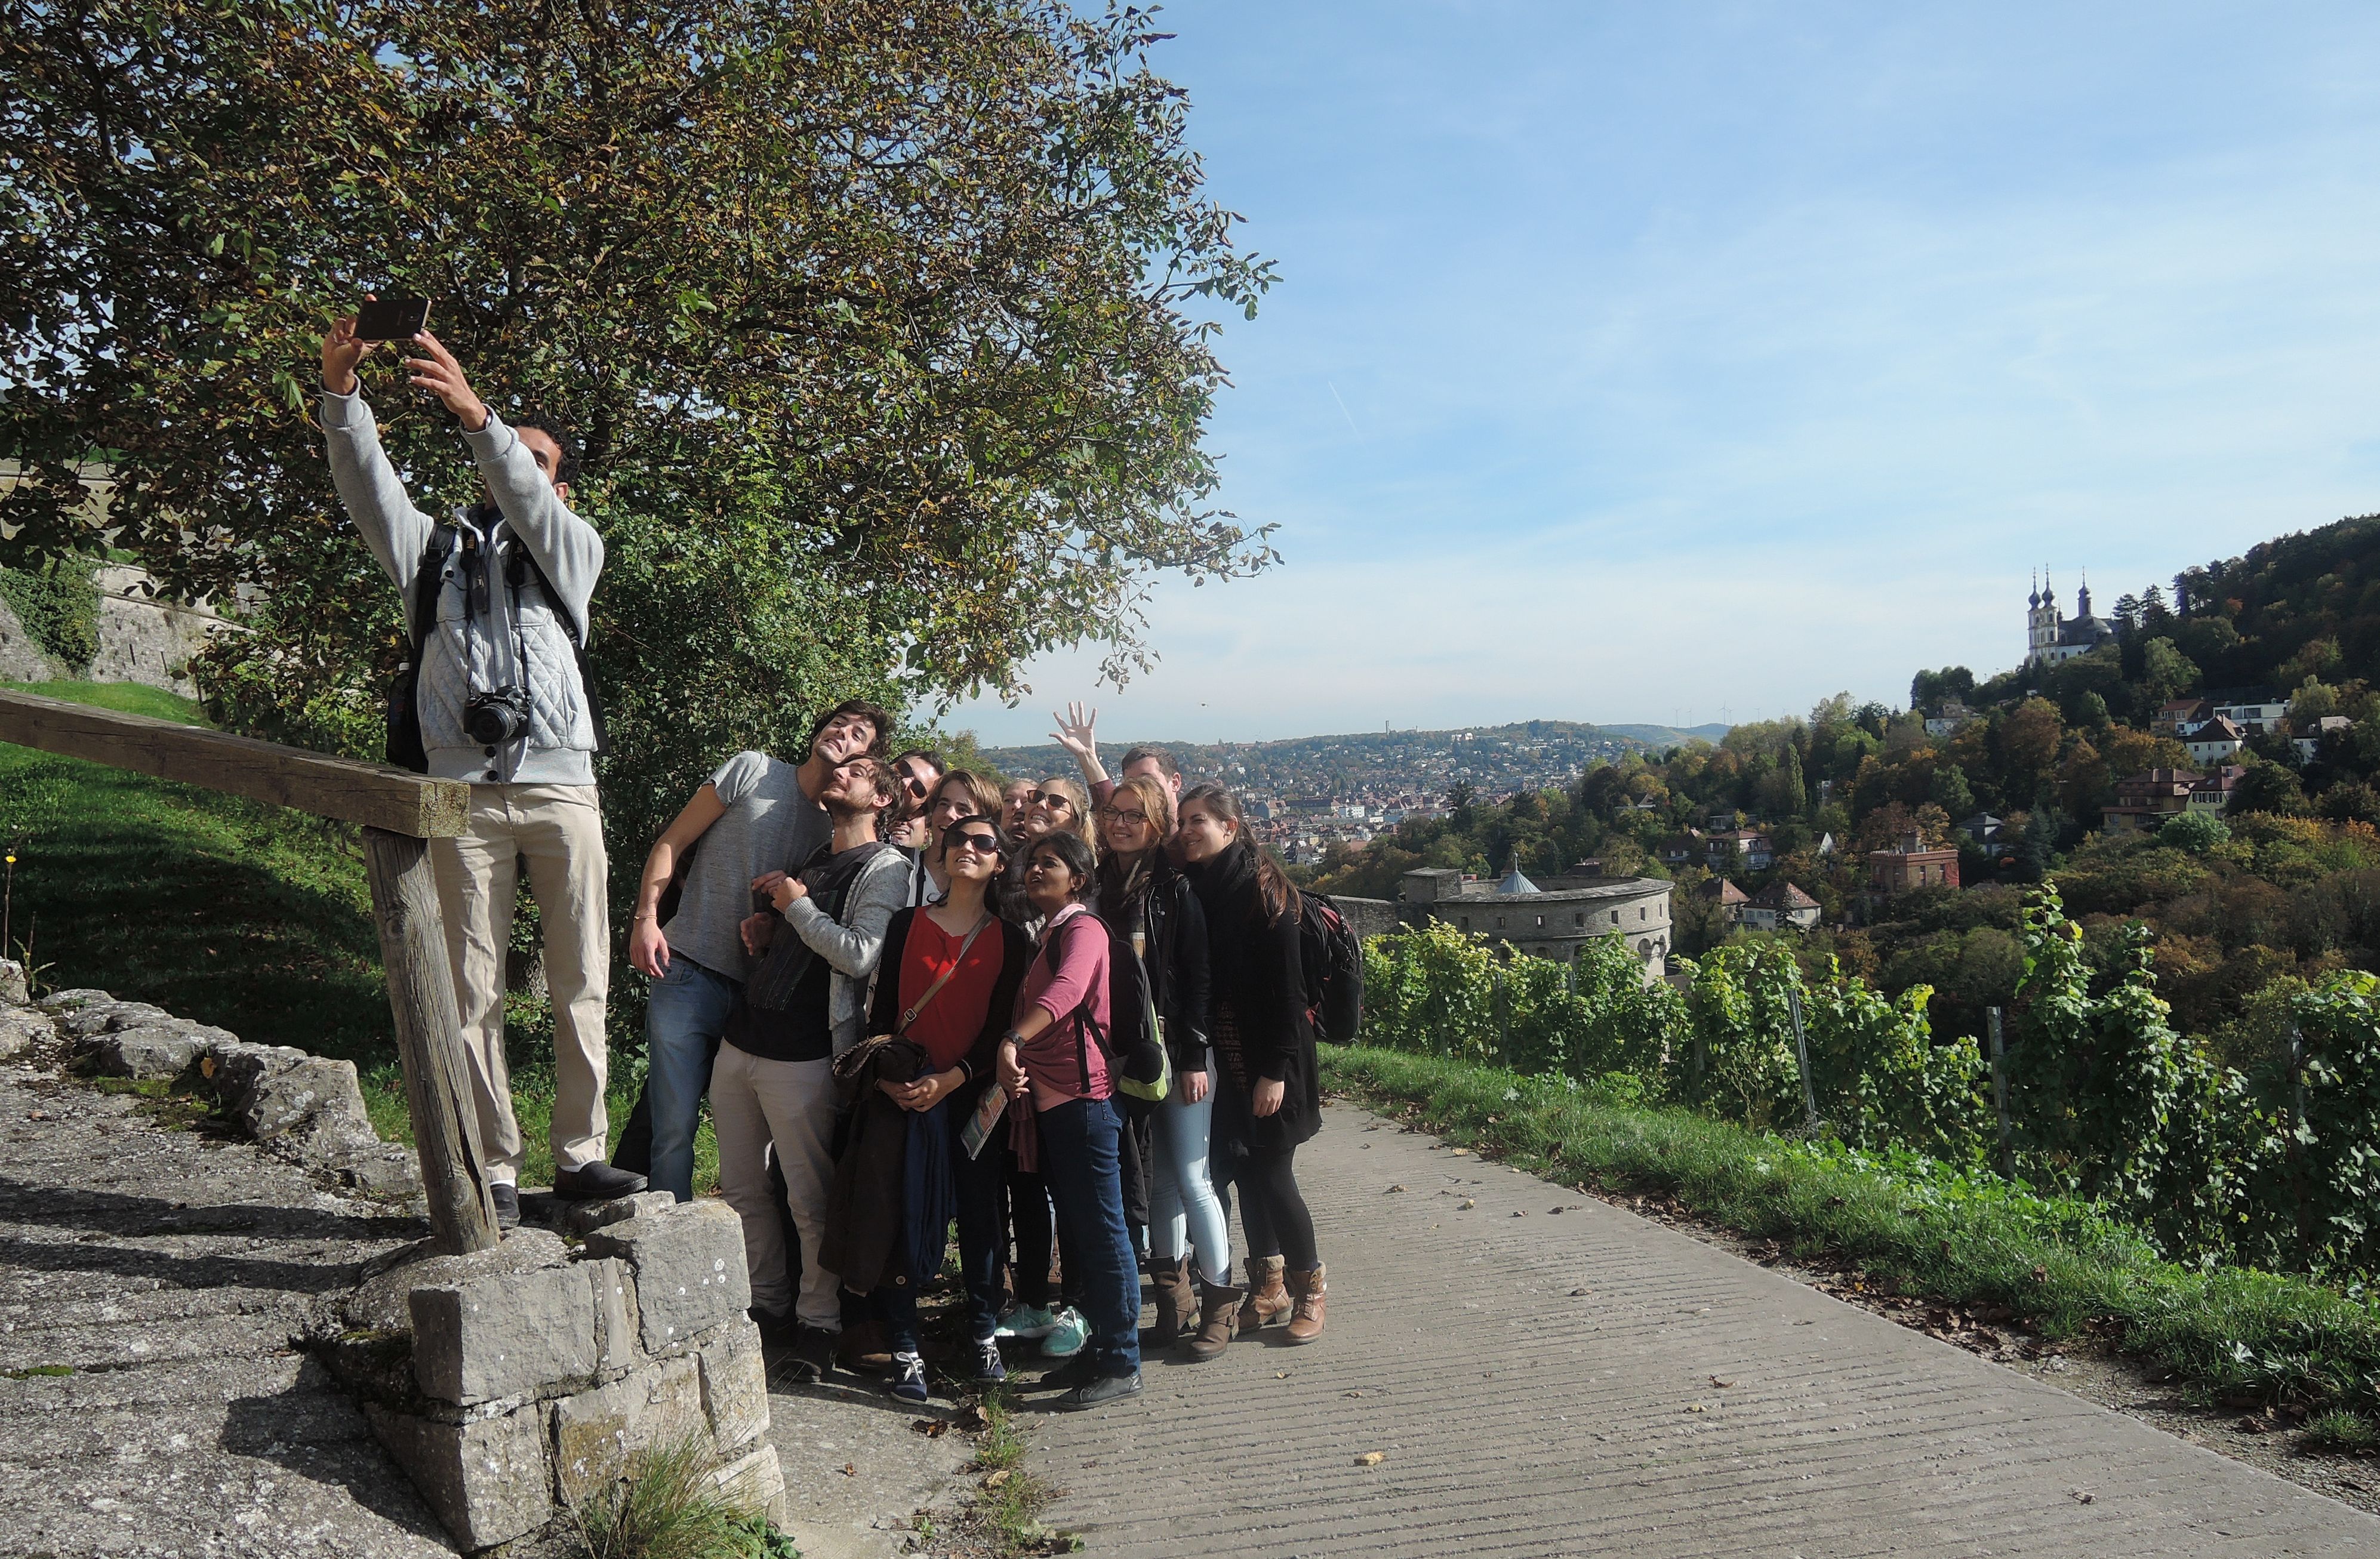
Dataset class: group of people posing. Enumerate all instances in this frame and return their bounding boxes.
[319,316,1325,1414]
[621,704,1328,1411]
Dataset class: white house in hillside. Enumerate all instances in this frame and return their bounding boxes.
[2185,717,2246,766]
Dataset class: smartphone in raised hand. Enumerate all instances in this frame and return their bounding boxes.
[355,296,430,342]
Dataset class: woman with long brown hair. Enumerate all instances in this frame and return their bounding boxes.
[1097,776,1233,1356]
[1176,784,1326,1344]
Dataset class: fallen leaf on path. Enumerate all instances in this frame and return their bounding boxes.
[1346,1389,1369,1397]
[1448,1148,1470,1157]
[1356,1452,1386,1466]
[982,1469,1012,1489]
[1459,1199,1476,1210]
[2070,1489,2095,1504]
[912,1418,949,1437]
[842,1463,856,1477]
[1685,1403,1707,1413]
[1710,1376,1735,1388]
[1511,1210,1527,1218]
[1276,1370,1290,1379]
[1384,1184,1407,1194]
[1548,1206,1564,1214]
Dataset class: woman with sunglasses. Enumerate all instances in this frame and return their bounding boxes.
[1097,777,1234,1357]
[992,771,1098,1357]
[859,817,1032,1400]
[1177,784,1328,1344]
[916,769,1003,901]
[996,830,1141,1410]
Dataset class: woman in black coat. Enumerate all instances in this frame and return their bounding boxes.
[1176,784,1327,1345]
[1097,774,1231,1355]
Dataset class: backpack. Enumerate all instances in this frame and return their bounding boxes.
[1045,913,1169,1116]
[384,522,609,774]
[1293,890,1366,1045]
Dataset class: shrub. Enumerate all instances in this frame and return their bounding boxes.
[0,559,100,672]
[2159,810,2231,854]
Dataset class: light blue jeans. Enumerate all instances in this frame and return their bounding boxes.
[644,954,740,1202]
[1149,1071,1231,1286]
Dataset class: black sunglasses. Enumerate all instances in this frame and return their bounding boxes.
[1026,790,1073,811]
[943,822,1003,854]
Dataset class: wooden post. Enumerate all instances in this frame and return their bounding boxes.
[2289,1024,2311,1266]
[362,827,500,1255]
[1988,1006,2013,1181]
[1786,985,1819,1128]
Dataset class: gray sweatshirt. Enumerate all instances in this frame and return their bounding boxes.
[322,389,604,785]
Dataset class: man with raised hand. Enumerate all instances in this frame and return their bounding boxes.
[320,311,641,1228]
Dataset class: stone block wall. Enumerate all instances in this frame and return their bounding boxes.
[17,982,785,1554]
[355,1197,784,1551]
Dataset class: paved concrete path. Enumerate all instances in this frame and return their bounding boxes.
[1030,1101,2380,1558]
[0,1051,449,1557]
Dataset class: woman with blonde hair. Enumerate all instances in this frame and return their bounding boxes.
[1097,775,1231,1356]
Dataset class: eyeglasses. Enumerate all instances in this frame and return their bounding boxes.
[946,830,1002,856]
[1096,806,1151,827]
[1026,791,1073,811]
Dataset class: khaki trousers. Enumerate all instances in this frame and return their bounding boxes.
[430,783,610,1184]
[709,1043,842,1329]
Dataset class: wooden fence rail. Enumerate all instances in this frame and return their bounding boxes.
[0,689,500,1255]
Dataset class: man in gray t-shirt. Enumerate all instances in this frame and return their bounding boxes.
[618,698,892,1201]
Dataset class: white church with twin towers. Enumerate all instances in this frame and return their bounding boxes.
[2025,569,2119,670]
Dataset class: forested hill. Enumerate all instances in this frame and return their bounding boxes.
[1990,514,2380,704]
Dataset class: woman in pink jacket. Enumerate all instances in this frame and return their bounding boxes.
[995,830,1141,1411]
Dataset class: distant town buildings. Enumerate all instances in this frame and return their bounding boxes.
[1740,881,1822,932]
[1401,865,1673,982]
[1867,831,1960,897]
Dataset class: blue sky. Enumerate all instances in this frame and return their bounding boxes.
[947,1,2380,747]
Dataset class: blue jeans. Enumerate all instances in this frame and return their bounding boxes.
[643,954,739,1203]
[869,1095,1009,1351]
[1034,1095,1141,1379]
[1150,1072,1230,1285]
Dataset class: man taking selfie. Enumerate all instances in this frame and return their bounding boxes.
[319,309,644,1227]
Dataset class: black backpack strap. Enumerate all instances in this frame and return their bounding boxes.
[409,526,454,660]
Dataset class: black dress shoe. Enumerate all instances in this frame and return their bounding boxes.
[553,1162,648,1200]
[489,1183,521,1231]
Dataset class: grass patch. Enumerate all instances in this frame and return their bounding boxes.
[87,1073,220,1133]
[566,1434,795,1558]
[953,1384,1077,1556]
[2,1364,74,1379]
[1323,1042,2380,1428]
[3,676,208,725]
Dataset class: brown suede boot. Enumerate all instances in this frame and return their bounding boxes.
[1148,1256,1196,1348]
[1187,1277,1242,1360]
[1283,1262,1327,1345]
[1236,1256,1289,1333]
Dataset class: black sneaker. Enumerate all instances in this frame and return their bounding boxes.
[748,1305,798,1349]
[971,1338,1008,1386]
[1031,1354,1101,1392]
[787,1324,836,1384]
[553,1162,648,1200]
[1058,1370,1142,1411]
[888,1350,931,1403]
[489,1183,521,1231]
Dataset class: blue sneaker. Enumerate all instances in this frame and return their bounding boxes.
[971,1338,1008,1385]
[1040,1306,1088,1359]
[888,1350,930,1403]
[995,1303,1059,1341]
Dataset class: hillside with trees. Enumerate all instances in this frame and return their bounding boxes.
[1308,513,2380,1076]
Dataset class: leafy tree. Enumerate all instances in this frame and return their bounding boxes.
[2232,763,2308,817]
[2158,811,2232,854]
[2141,637,2203,705]
[1,0,1274,872]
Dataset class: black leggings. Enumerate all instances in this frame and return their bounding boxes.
[1234,1139,1318,1271]
[1216,1075,1318,1271]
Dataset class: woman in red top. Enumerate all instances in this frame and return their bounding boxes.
[863,817,1031,1400]
[996,831,1143,1410]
